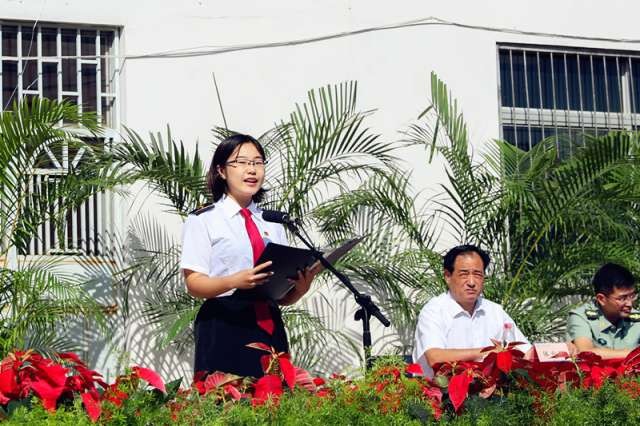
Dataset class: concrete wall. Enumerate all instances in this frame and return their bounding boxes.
[1,0,636,381]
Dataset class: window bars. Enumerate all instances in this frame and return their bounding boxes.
[1,22,119,256]
[498,44,640,152]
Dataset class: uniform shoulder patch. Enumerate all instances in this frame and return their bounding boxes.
[585,310,600,320]
[190,202,214,216]
[628,313,640,322]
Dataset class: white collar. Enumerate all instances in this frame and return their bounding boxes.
[445,290,485,318]
[218,195,260,219]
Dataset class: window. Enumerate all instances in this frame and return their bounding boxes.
[1,22,118,125]
[1,22,120,256]
[498,44,640,152]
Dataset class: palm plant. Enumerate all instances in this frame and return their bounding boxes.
[0,97,116,357]
[313,72,640,346]
[110,82,414,372]
[114,74,640,375]
[405,73,640,340]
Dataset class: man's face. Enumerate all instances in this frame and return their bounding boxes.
[597,286,636,322]
[445,252,485,311]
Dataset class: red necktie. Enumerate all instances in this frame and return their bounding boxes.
[239,208,274,335]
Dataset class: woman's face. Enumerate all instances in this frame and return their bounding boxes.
[217,142,265,207]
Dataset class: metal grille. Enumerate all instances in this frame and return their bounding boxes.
[23,171,115,257]
[1,22,120,258]
[498,44,640,152]
[1,22,118,124]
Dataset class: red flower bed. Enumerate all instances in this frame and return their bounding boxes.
[2,340,640,422]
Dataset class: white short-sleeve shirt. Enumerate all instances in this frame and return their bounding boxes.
[412,291,532,377]
[179,195,288,298]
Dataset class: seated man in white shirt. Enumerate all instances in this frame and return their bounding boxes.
[412,245,532,377]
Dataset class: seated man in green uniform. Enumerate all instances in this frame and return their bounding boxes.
[566,263,640,359]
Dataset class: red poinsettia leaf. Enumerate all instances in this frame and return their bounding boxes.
[246,342,272,353]
[132,367,165,393]
[254,375,283,399]
[81,392,102,422]
[453,363,472,375]
[278,358,295,391]
[509,349,525,358]
[0,389,10,405]
[551,351,571,359]
[496,351,514,373]
[506,341,527,349]
[22,350,39,362]
[293,367,315,393]
[0,369,19,397]
[260,355,272,375]
[481,363,493,377]
[277,352,291,360]
[406,364,424,375]
[591,366,616,389]
[479,381,497,398]
[514,358,533,370]
[448,374,471,411]
[623,346,640,366]
[18,376,32,398]
[1,354,15,372]
[224,384,242,401]
[313,378,326,387]
[192,371,208,384]
[481,351,497,365]
[58,353,87,368]
[579,363,592,373]
[204,372,239,391]
[94,378,109,390]
[74,366,96,390]
[616,365,630,377]
[431,399,442,420]
[421,384,443,403]
[89,370,105,380]
[489,339,502,348]
[577,351,603,364]
[33,361,70,387]
[30,380,64,412]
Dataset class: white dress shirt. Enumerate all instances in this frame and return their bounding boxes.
[412,291,532,377]
[179,195,288,298]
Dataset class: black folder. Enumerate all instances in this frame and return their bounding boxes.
[233,236,365,301]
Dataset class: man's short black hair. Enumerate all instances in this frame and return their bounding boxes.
[443,245,491,273]
[593,263,636,297]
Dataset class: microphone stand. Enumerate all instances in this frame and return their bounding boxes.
[283,220,391,370]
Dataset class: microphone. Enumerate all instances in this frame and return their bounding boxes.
[261,210,299,225]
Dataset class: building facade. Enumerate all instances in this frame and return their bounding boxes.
[0,1,636,381]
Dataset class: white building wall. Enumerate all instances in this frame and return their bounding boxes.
[1,0,637,381]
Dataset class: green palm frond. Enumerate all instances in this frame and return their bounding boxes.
[107,127,209,215]
[0,97,114,358]
[265,82,404,218]
[408,73,640,342]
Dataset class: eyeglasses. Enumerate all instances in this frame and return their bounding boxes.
[607,293,638,303]
[225,159,268,170]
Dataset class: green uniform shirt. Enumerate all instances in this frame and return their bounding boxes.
[565,302,640,349]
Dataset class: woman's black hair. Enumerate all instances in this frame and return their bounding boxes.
[207,134,268,203]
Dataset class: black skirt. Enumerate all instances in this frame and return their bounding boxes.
[194,297,289,379]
